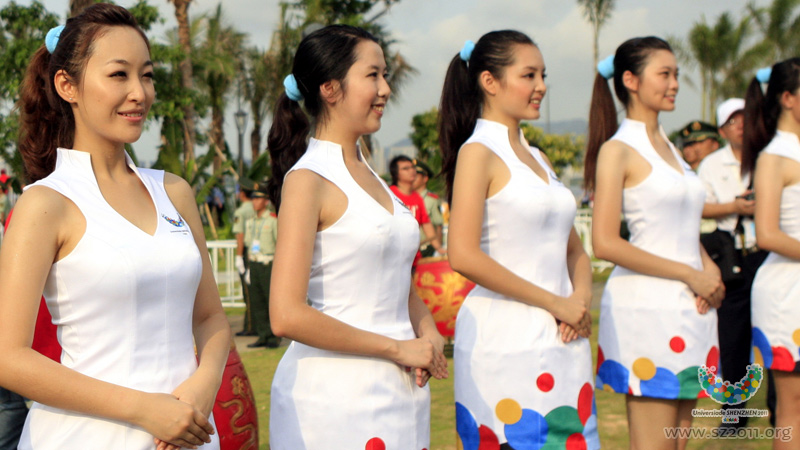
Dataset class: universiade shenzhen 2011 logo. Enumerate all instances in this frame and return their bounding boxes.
[694,364,766,423]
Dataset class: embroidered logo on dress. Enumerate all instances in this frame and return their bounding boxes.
[161,213,185,227]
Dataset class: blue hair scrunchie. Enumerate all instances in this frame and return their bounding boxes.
[460,40,475,62]
[597,55,615,80]
[756,67,772,83]
[283,74,303,102]
[46,25,65,54]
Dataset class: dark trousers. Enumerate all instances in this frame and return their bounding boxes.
[717,277,753,425]
[718,250,772,427]
[249,260,275,344]
[0,387,27,450]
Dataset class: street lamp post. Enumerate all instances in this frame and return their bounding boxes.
[234,109,248,176]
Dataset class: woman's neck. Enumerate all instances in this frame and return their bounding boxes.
[626,104,662,138]
[315,122,361,162]
[777,111,800,140]
[71,135,131,180]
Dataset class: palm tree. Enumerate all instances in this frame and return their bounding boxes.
[168,0,199,170]
[577,0,616,71]
[69,0,95,17]
[195,4,246,174]
[672,12,754,122]
[242,48,273,165]
[747,0,800,62]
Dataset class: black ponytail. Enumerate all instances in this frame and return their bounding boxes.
[266,25,378,212]
[742,58,800,177]
[438,30,534,203]
[583,36,672,191]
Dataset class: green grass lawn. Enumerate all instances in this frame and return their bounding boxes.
[236,309,776,449]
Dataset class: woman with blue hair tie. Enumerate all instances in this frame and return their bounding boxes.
[441,30,599,449]
[266,24,447,449]
[743,58,800,441]
[584,36,724,449]
[0,4,230,450]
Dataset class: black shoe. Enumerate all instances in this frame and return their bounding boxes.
[267,338,282,348]
[236,330,256,337]
[247,341,267,348]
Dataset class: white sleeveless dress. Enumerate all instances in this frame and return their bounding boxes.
[269,138,431,450]
[454,119,600,450]
[751,130,800,372]
[19,148,219,449]
[595,119,718,399]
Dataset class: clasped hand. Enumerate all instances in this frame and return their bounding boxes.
[394,334,449,388]
[151,374,219,450]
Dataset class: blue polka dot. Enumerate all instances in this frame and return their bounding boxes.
[640,367,680,398]
[597,359,629,394]
[505,409,547,450]
[753,327,773,368]
[455,402,479,450]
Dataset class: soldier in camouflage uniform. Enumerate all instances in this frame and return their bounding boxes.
[243,184,279,348]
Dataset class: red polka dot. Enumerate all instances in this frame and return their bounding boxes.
[566,432,588,450]
[697,389,709,399]
[669,336,686,353]
[628,386,634,395]
[706,346,719,369]
[537,372,555,392]
[365,437,385,450]
[478,425,500,449]
[577,383,593,425]
[596,346,605,373]
[772,346,796,371]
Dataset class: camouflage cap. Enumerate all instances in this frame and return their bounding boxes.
[680,121,719,145]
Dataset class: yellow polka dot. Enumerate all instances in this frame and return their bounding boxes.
[793,329,800,347]
[456,435,464,450]
[496,398,522,425]
[752,380,759,388]
[633,357,657,381]
[724,391,731,398]
[603,384,615,392]
[753,347,764,367]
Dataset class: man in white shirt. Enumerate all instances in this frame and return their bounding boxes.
[698,98,769,427]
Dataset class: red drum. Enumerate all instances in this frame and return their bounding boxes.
[212,342,259,450]
[413,256,475,339]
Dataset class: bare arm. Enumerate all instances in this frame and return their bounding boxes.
[269,170,447,379]
[164,174,231,414]
[407,283,448,386]
[447,143,588,333]
[702,197,755,218]
[753,154,800,260]
[0,187,212,448]
[592,140,723,301]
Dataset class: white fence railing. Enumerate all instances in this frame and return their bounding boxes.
[207,212,610,306]
[207,240,245,307]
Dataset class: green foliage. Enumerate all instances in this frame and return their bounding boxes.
[521,123,585,176]
[0,1,59,184]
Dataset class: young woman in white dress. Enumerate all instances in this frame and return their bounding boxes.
[0,4,230,450]
[743,58,800,448]
[441,30,599,449]
[266,25,447,449]
[584,36,724,450]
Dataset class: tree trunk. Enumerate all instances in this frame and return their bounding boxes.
[250,117,261,165]
[69,0,95,17]
[170,0,197,171]
[211,104,224,174]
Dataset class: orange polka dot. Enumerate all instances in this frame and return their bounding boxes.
[633,357,656,380]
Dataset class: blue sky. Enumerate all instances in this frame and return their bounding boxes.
[26,0,773,163]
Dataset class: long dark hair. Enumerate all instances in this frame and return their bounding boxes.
[438,30,535,203]
[583,36,672,191]
[742,58,800,177]
[267,25,378,212]
[17,3,148,183]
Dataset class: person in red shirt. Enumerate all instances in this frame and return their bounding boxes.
[388,156,445,267]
